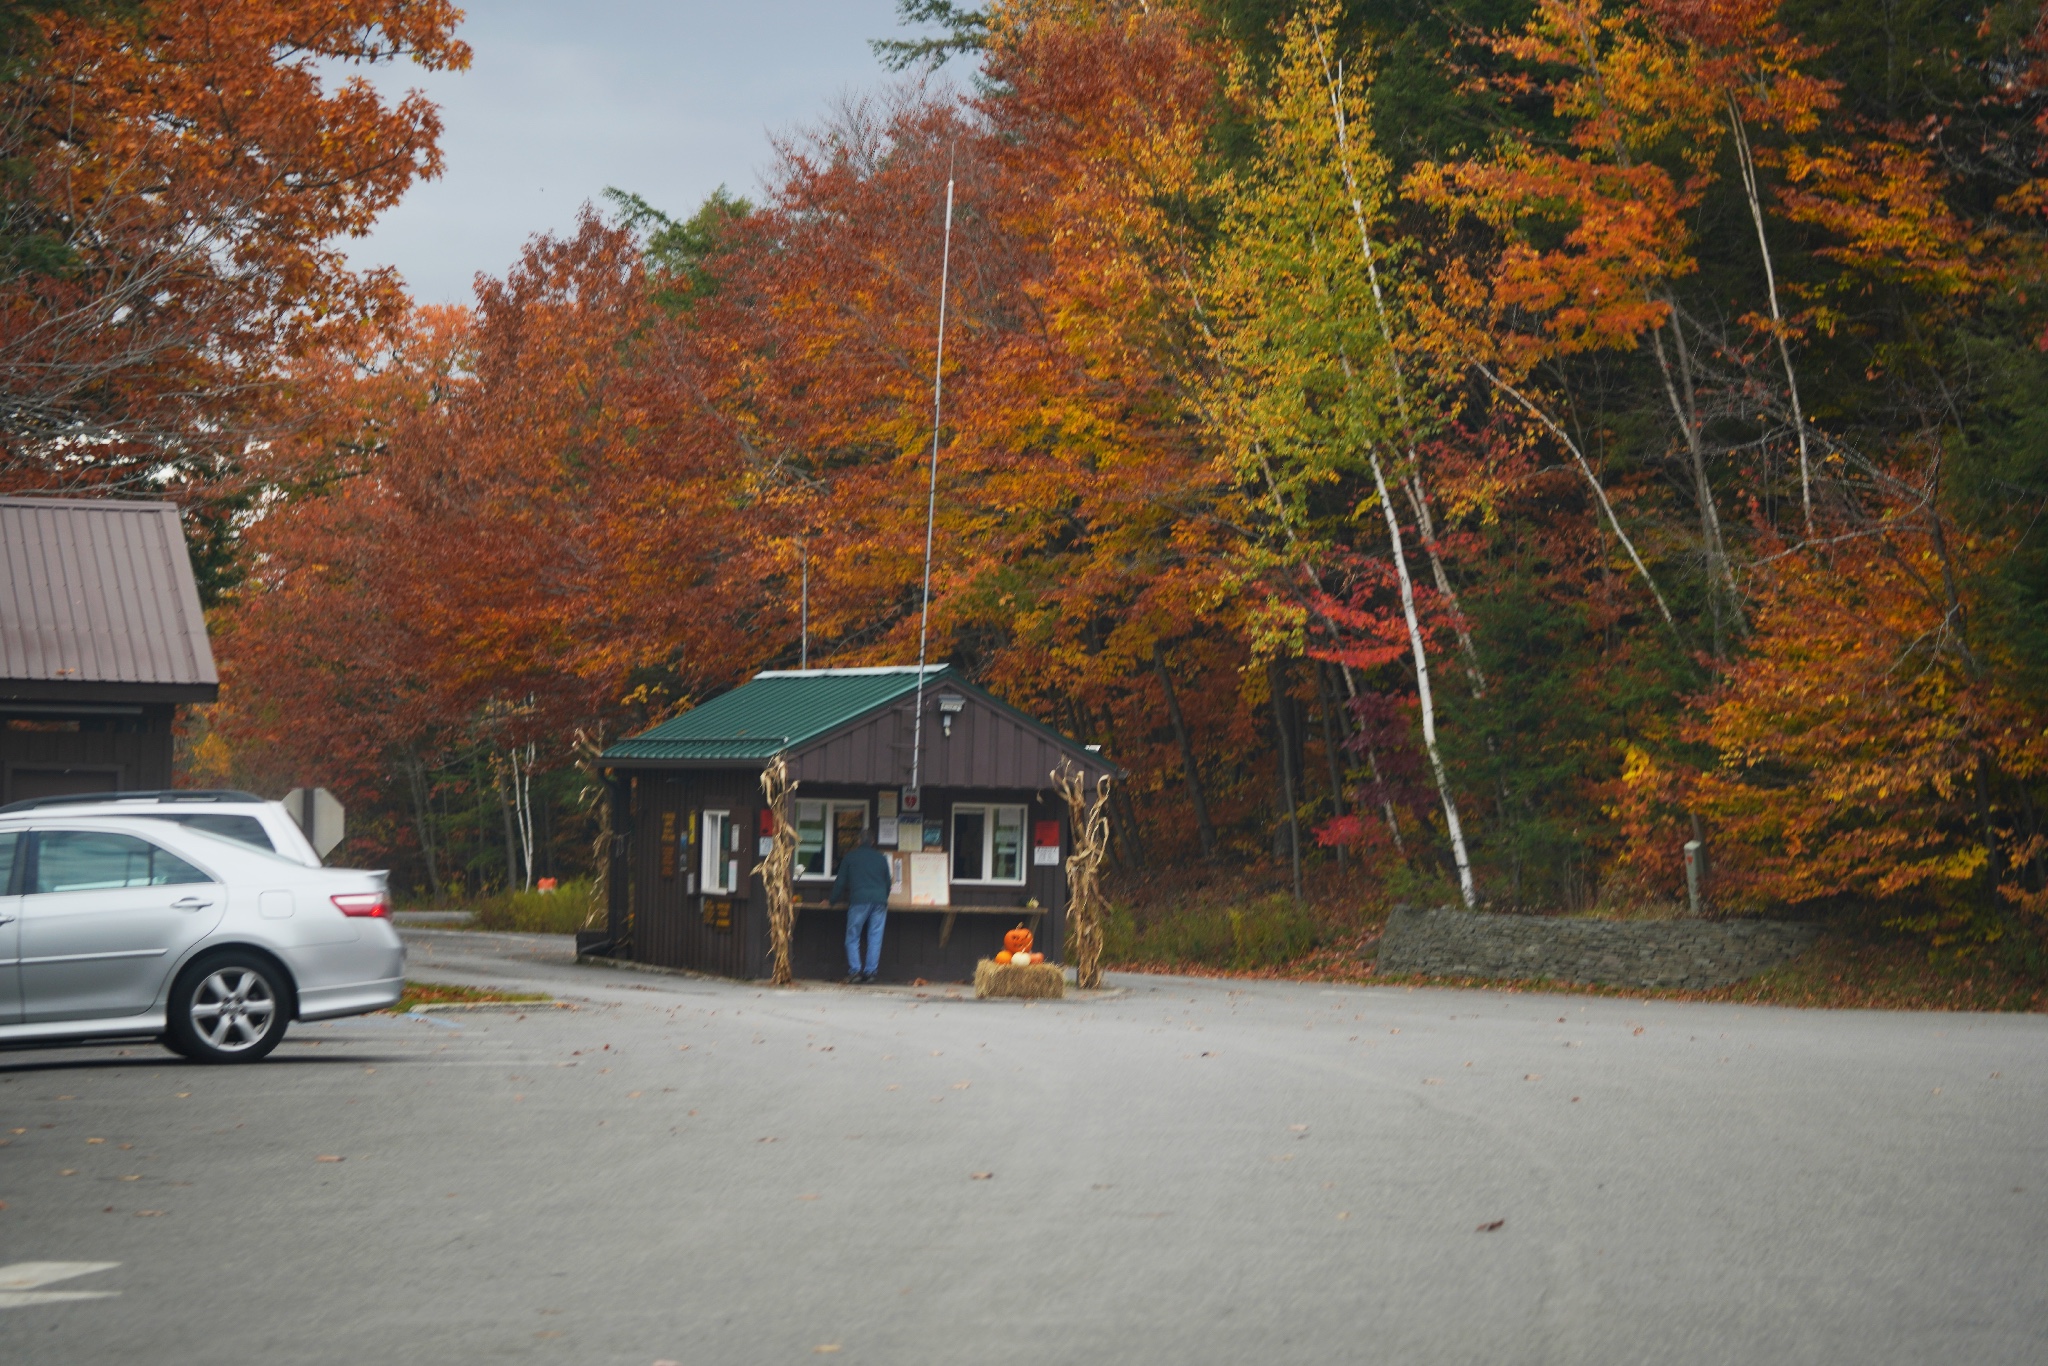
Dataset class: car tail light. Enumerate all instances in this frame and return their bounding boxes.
[331,892,389,918]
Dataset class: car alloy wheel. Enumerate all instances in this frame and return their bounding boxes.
[191,967,277,1049]
[167,954,290,1063]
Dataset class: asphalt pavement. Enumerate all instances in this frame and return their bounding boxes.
[2,929,2043,1365]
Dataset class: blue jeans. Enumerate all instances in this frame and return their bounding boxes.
[846,903,887,977]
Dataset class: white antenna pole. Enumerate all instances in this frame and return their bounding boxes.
[799,538,809,670]
[911,161,955,794]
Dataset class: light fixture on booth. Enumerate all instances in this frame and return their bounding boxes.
[938,694,965,737]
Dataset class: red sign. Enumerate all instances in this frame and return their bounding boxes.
[1034,820,1060,848]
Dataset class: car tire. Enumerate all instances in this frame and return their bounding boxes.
[165,952,292,1064]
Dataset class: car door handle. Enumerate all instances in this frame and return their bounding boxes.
[171,896,215,911]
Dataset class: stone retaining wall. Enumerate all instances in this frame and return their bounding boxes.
[1376,906,1820,990]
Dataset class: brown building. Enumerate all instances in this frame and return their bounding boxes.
[596,666,1115,983]
[0,496,218,803]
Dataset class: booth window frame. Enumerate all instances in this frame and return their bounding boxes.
[950,803,1027,885]
[794,799,871,881]
[701,810,739,894]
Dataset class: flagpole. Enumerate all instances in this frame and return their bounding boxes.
[910,158,955,795]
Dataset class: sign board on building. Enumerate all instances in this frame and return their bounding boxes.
[887,850,950,908]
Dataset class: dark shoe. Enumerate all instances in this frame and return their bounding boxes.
[843,973,861,985]
[860,973,878,984]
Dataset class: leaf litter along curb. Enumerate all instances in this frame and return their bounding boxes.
[385,982,556,1013]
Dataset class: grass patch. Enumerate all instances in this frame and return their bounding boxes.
[388,981,554,1012]
[1103,863,1373,973]
[406,878,601,934]
[1105,893,1322,970]
[1689,928,2048,1011]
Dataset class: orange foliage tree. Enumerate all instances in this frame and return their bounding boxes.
[200,0,2048,947]
[0,1,468,530]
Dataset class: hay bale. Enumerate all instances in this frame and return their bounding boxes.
[974,959,1066,999]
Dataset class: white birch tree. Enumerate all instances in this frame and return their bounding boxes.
[1204,6,1478,906]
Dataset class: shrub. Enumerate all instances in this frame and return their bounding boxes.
[463,879,600,934]
[1105,892,1322,970]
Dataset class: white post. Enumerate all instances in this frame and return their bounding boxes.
[911,164,956,794]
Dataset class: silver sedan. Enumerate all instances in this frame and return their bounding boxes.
[0,814,403,1062]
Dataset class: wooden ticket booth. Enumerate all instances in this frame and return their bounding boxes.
[596,667,1115,983]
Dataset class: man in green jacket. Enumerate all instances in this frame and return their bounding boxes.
[831,829,895,983]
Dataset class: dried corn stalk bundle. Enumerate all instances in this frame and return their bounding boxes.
[755,753,799,985]
[1053,758,1112,989]
[572,726,615,937]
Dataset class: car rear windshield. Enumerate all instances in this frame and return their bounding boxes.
[159,813,274,852]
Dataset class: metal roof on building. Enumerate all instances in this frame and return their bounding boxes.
[600,665,1114,787]
[603,667,951,764]
[0,496,219,703]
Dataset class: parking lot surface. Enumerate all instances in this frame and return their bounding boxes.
[2,930,2043,1365]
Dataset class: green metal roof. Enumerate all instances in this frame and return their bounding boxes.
[601,666,957,764]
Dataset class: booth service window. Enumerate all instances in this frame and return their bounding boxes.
[701,810,739,894]
[795,800,871,879]
[951,804,1026,884]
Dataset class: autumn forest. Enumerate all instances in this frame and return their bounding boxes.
[5,0,2047,963]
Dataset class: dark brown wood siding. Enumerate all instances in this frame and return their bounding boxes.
[625,770,764,978]
[789,693,1108,790]
[0,704,175,802]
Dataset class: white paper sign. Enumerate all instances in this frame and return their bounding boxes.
[887,851,949,907]
[877,816,899,847]
[1033,845,1061,866]
[905,852,950,906]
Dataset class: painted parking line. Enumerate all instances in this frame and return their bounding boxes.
[0,1262,119,1309]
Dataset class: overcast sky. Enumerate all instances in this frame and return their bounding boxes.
[340,1,959,306]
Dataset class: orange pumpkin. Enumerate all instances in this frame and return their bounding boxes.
[995,950,1014,965]
[1004,926,1034,954]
